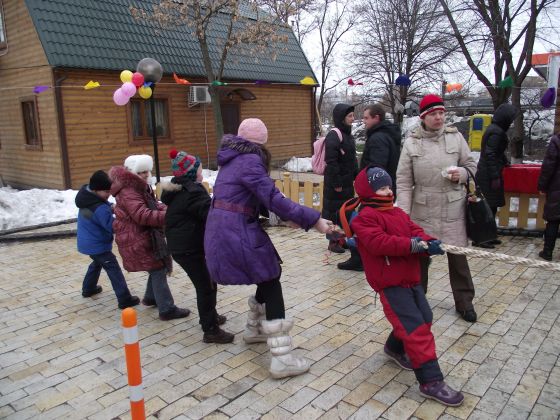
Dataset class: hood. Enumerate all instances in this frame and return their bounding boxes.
[332,103,354,133]
[75,185,105,209]
[217,134,264,166]
[108,166,147,196]
[354,168,377,199]
[492,103,517,131]
[367,120,402,146]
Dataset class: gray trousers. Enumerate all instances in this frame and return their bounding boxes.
[144,267,175,315]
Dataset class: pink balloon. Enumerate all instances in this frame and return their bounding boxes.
[113,88,129,106]
[121,82,137,97]
[132,72,145,88]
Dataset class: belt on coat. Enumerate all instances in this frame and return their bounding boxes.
[212,199,257,217]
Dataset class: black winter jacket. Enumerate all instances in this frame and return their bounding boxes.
[322,103,359,224]
[538,135,560,221]
[359,120,401,194]
[160,176,211,255]
[476,103,517,208]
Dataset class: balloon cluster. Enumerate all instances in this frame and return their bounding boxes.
[113,58,163,106]
[446,83,463,93]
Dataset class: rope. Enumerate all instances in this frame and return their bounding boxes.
[442,244,560,272]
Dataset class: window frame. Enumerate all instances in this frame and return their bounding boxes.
[126,95,173,145]
[20,96,42,150]
[0,0,7,53]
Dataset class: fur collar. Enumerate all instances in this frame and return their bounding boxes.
[221,134,263,155]
[109,166,148,195]
[160,180,183,192]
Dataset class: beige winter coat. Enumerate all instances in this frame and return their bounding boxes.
[396,125,477,247]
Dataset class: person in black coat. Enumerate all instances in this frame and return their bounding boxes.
[161,150,234,344]
[475,103,517,248]
[322,103,359,253]
[537,134,560,261]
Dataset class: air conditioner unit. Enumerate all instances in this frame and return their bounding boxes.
[188,86,211,107]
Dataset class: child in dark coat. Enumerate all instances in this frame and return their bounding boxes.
[76,170,139,309]
[349,166,464,406]
[161,150,234,344]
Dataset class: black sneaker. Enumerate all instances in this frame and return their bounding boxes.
[82,285,103,297]
[159,307,190,321]
[203,326,235,344]
[118,295,140,310]
[457,308,477,323]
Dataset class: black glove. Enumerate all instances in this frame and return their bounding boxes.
[427,240,445,255]
[410,237,425,254]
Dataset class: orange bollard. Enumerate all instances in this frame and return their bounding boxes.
[121,308,146,420]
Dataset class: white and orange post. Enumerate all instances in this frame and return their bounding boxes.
[121,308,146,420]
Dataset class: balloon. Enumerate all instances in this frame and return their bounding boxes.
[113,88,129,106]
[138,85,152,99]
[121,81,137,97]
[455,83,463,91]
[137,58,163,84]
[541,87,555,108]
[120,70,133,83]
[446,83,453,93]
[131,72,145,87]
[498,76,513,88]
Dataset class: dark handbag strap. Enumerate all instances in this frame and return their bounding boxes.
[464,167,480,196]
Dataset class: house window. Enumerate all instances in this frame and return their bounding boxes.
[0,1,7,53]
[21,97,42,149]
[129,97,171,142]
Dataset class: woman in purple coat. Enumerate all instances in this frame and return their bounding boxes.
[205,118,333,379]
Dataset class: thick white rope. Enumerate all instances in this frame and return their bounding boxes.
[441,244,560,271]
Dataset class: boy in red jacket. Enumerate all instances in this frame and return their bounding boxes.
[349,166,464,406]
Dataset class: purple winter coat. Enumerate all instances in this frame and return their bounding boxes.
[204,135,321,285]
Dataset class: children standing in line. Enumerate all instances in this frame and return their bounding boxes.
[348,166,464,406]
[161,150,234,343]
[76,170,140,309]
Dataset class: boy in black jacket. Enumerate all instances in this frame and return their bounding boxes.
[161,150,234,343]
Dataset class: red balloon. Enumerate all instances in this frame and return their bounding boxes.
[132,72,145,88]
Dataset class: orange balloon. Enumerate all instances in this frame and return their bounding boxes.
[446,84,453,93]
[455,83,463,91]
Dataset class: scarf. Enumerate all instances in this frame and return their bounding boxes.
[338,195,394,238]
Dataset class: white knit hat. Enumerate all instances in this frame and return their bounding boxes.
[124,154,153,174]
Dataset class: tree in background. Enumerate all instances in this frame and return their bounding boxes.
[131,0,288,147]
[438,0,557,160]
[257,0,316,42]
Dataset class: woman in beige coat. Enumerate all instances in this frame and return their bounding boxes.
[396,94,478,322]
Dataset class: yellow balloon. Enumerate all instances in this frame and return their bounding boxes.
[138,86,152,99]
[120,70,133,83]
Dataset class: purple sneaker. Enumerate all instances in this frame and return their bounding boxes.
[384,344,413,370]
[419,381,464,406]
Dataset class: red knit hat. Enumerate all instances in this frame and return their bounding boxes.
[419,94,445,119]
[169,149,200,178]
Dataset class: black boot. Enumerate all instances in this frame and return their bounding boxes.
[328,240,345,254]
[337,248,363,271]
[540,222,558,261]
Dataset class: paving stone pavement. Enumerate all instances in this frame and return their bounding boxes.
[0,228,559,419]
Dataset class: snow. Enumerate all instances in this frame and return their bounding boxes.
[282,157,313,172]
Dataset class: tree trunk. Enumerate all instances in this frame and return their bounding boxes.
[510,85,524,162]
[208,85,224,152]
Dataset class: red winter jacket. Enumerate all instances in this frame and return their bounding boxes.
[109,166,166,272]
[351,168,434,292]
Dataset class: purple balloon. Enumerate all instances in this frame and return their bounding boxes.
[113,88,129,106]
[121,82,137,98]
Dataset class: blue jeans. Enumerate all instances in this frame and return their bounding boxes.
[83,251,131,302]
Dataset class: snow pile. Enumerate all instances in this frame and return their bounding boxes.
[282,157,313,172]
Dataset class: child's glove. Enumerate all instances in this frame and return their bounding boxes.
[410,237,425,253]
[427,240,445,255]
[347,237,356,248]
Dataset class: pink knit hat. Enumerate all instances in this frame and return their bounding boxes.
[237,118,268,144]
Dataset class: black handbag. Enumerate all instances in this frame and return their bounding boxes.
[464,168,497,244]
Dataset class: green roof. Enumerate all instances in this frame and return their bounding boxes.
[25,0,316,83]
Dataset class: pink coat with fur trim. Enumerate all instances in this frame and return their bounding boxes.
[109,166,166,272]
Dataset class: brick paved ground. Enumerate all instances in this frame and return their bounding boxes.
[0,228,559,419]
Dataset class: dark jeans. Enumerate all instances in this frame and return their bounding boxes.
[255,276,285,320]
[83,251,131,302]
[172,252,219,332]
[144,267,175,315]
[543,221,560,252]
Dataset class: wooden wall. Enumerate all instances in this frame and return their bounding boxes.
[62,69,314,189]
[0,0,63,189]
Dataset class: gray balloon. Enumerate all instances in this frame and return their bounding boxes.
[137,58,163,83]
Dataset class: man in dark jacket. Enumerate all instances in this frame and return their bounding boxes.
[475,103,517,248]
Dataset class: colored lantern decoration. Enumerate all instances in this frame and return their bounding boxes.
[136,58,163,84]
[138,85,153,99]
[347,78,363,86]
[120,70,133,83]
[300,76,317,85]
[121,81,137,97]
[254,80,271,85]
[173,73,190,85]
[131,72,145,88]
[33,85,50,94]
[113,88,130,106]
[84,81,100,90]
[446,83,463,93]
[211,80,227,86]
[541,87,555,108]
[498,76,513,88]
[395,74,411,87]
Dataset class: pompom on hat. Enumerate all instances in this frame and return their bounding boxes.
[366,167,392,192]
[237,118,268,144]
[419,94,445,119]
[169,149,200,179]
[89,170,112,191]
[124,154,153,174]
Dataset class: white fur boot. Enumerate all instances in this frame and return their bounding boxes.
[260,318,310,379]
[243,296,268,343]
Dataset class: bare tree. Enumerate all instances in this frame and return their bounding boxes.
[438,0,556,160]
[351,0,457,123]
[256,0,316,42]
[131,0,288,146]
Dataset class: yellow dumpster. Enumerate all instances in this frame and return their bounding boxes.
[468,114,492,151]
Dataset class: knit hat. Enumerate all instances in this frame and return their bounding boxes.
[419,94,445,119]
[237,118,268,144]
[366,167,392,192]
[124,154,153,174]
[169,149,200,178]
[89,170,112,191]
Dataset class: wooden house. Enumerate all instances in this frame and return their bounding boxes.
[0,0,318,189]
